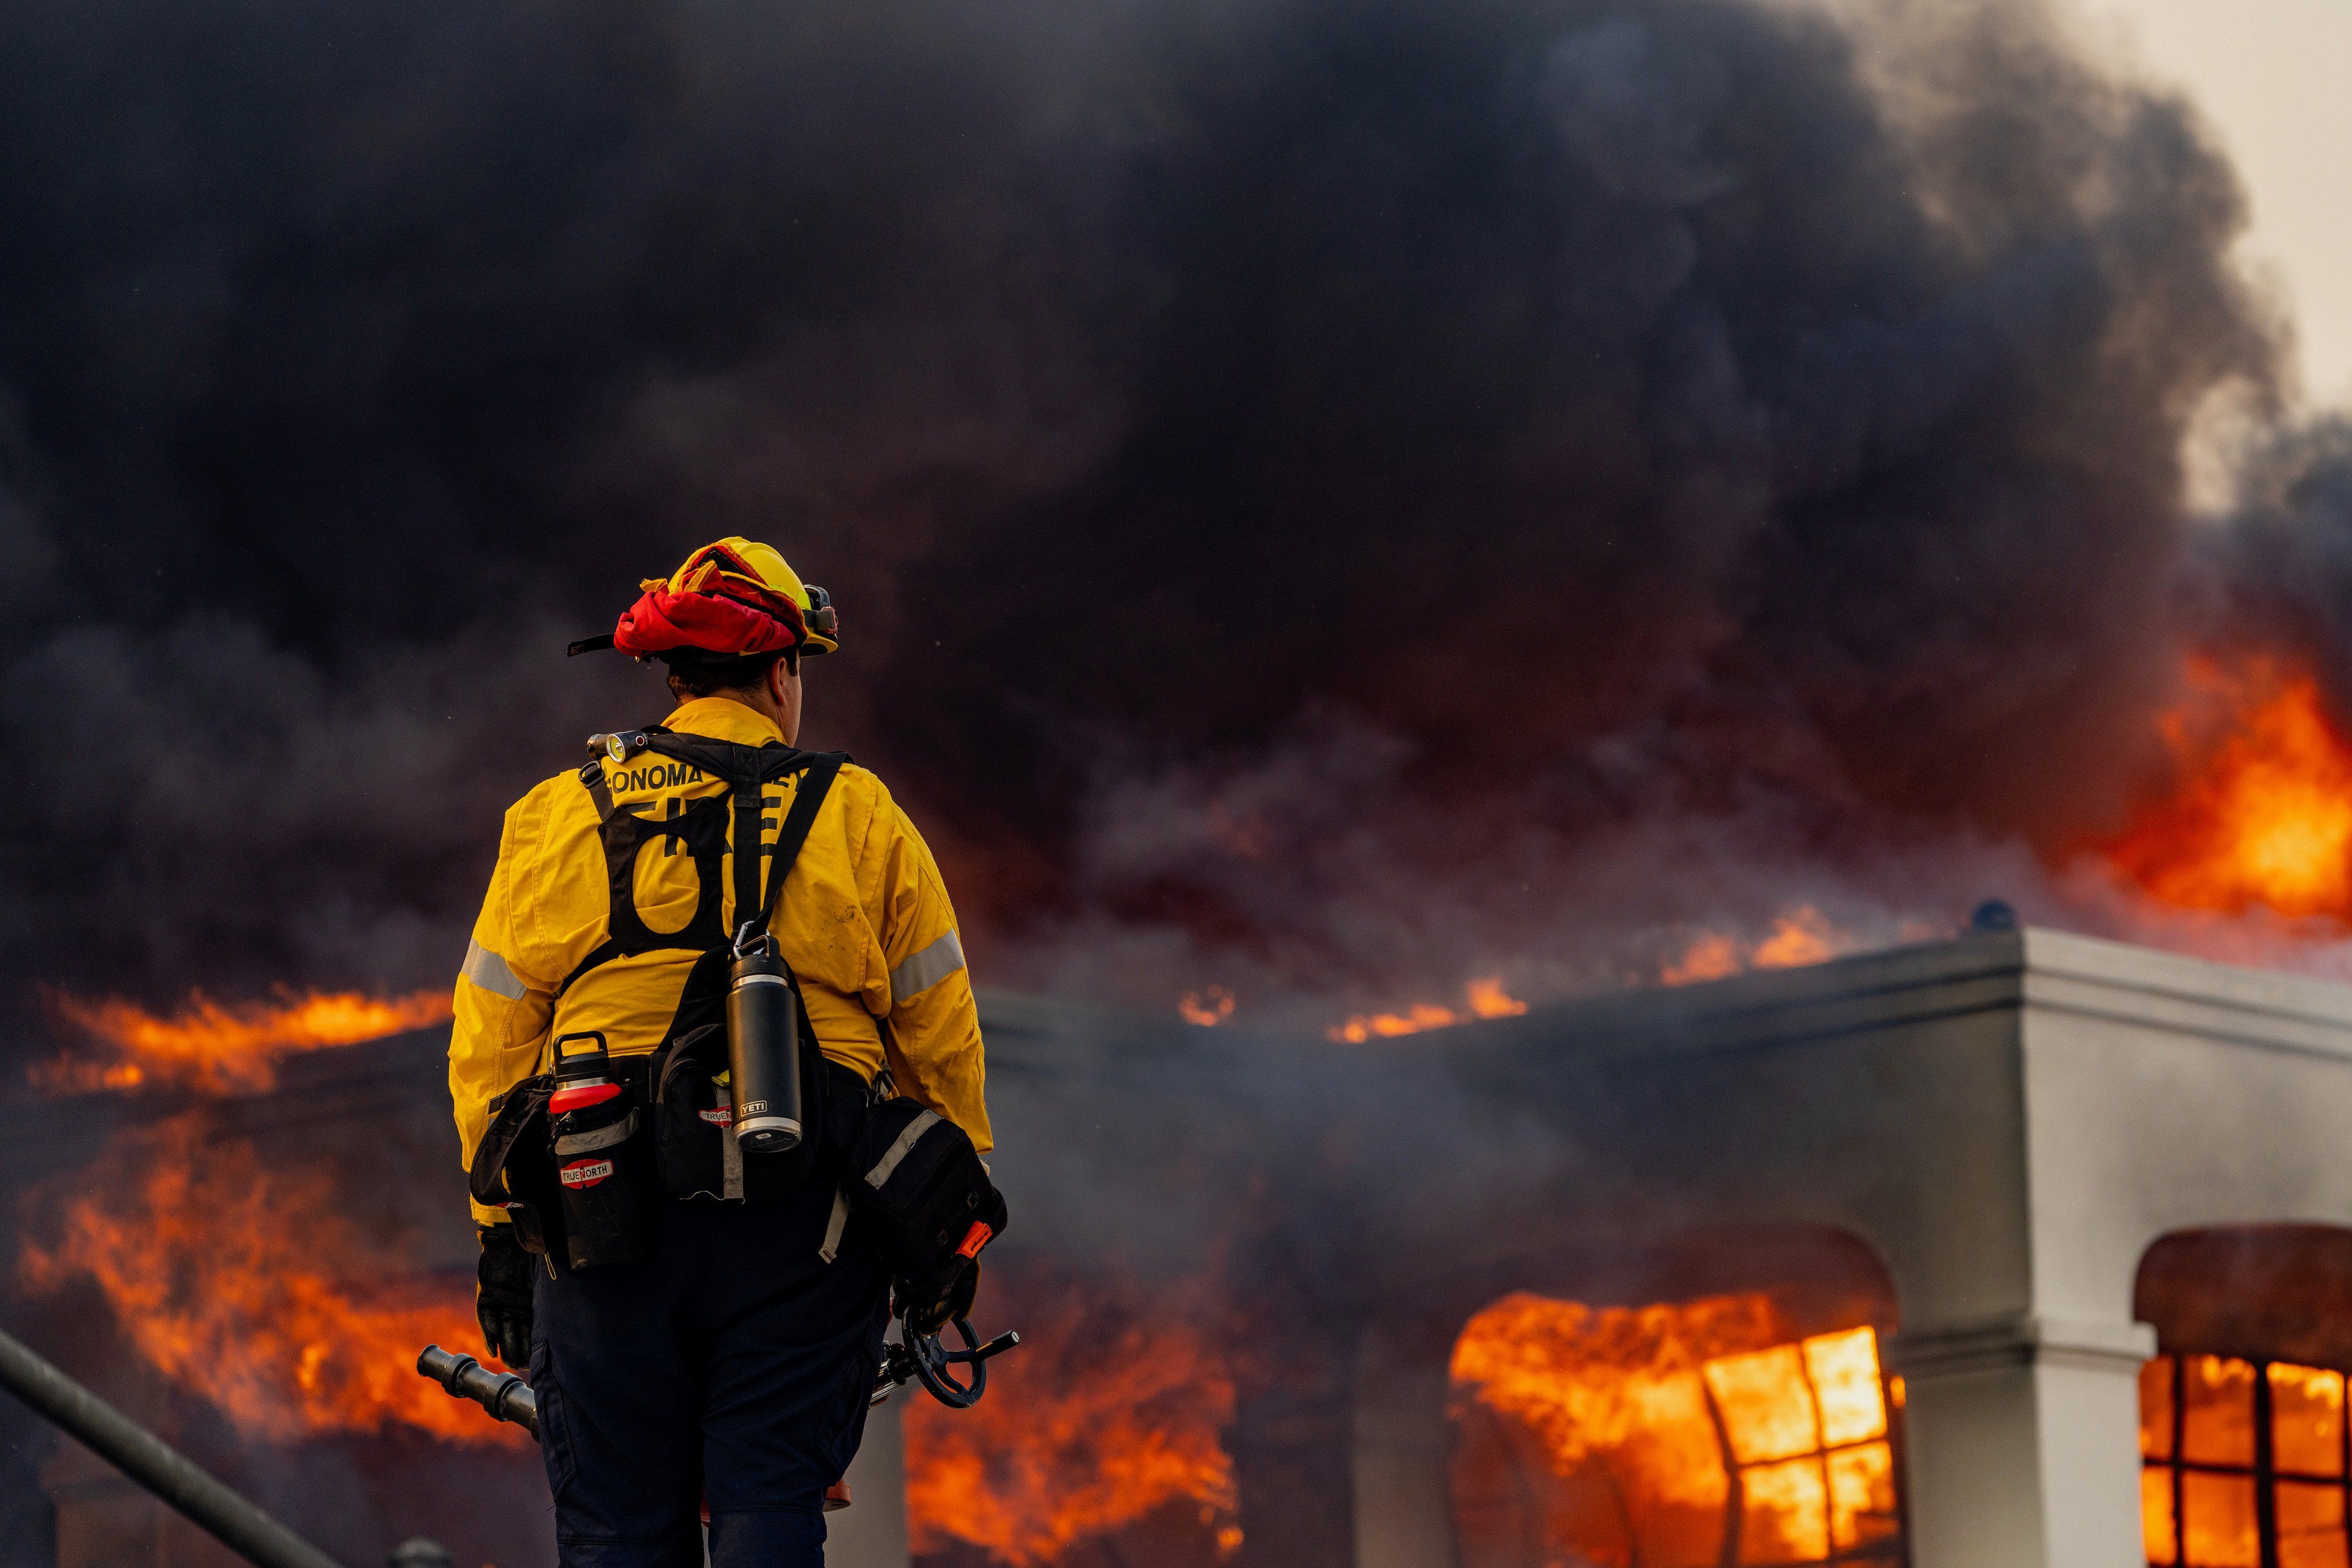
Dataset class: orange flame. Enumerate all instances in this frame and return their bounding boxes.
[2105,656,2352,921]
[2139,1353,2351,1568]
[1327,974,1529,1043]
[1451,1292,1901,1566]
[905,1285,1238,1566]
[1178,987,1237,1027]
[35,987,453,1095]
[19,1116,515,1447]
[1660,905,1845,987]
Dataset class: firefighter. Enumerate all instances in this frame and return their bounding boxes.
[449,537,992,1567]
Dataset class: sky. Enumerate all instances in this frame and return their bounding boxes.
[2088,0,2352,407]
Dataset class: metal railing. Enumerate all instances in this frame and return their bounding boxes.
[0,1323,345,1568]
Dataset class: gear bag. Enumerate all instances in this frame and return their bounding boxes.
[547,1031,652,1269]
[654,1021,877,1204]
[844,1092,1008,1286]
[469,1074,560,1258]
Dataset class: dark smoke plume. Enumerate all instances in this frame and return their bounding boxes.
[0,0,2325,1026]
[2206,418,2352,686]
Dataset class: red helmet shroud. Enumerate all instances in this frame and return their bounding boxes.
[610,543,811,660]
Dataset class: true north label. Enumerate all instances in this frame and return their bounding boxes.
[560,1158,614,1189]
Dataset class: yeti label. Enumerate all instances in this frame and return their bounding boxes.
[740,1099,768,1116]
[560,1158,614,1188]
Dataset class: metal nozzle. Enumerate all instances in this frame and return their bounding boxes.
[416,1345,539,1440]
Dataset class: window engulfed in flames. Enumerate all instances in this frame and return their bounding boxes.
[2140,1352,2352,1568]
[1449,1292,1902,1568]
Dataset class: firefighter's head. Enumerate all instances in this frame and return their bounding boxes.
[567,537,839,741]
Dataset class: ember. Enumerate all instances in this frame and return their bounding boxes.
[2104,657,2352,922]
[1327,975,1528,1043]
[34,987,453,1095]
[904,1282,1238,1566]
[18,1116,513,1447]
[1179,987,1237,1027]
[1451,1292,1900,1567]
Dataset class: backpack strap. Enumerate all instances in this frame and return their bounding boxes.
[556,730,848,993]
[634,731,818,785]
[757,753,847,937]
[730,767,766,945]
[577,760,619,824]
[626,733,840,945]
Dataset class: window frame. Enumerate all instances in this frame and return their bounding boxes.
[1452,1336,1910,1568]
[1703,1358,1907,1568]
[2144,1352,2352,1568]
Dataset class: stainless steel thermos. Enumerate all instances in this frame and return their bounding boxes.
[726,944,803,1154]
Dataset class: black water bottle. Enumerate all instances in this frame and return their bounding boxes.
[727,927,803,1154]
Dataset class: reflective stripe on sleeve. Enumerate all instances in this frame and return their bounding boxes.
[887,930,966,1006]
[460,938,527,1001]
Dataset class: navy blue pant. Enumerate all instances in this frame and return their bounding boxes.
[530,1181,890,1567]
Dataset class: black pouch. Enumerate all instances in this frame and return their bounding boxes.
[653,1017,833,1205]
[844,1098,1008,1282]
[654,1024,743,1203]
[550,1079,652,1270]
[469,1074,562,1258]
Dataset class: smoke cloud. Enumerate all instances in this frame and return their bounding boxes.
[0,0,2334,1024]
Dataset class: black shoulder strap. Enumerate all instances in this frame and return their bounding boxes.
[577,760,617,824]
[640,731,773,786]
[730,770,766,942]
[758,753,847,933]
[634,733,812,936]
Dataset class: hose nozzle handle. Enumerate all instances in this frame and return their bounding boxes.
[417,1344,540,1440]
[874,1319,1021,1410]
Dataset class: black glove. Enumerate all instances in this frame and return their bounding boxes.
[896,1257,979,1337]
[477,1225,536,1369]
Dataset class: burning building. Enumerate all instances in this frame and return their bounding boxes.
[10,0,2352,1559]
[12,921,2352,1568]
[930,925,2352,1568]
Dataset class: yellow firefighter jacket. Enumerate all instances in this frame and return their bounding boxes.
[450,696,990,1227]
